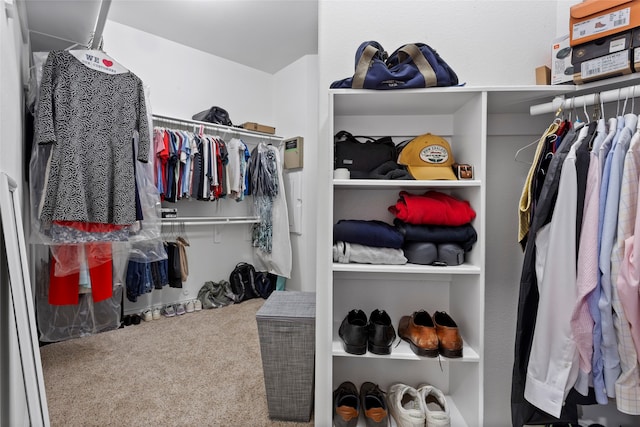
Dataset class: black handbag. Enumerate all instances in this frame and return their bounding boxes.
[192,106,233,126]
[334,130,397,178]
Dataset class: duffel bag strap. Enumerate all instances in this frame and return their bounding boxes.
[398,44,437,87]
[352,44,379,89]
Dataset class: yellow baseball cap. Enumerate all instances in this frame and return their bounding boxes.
[398,133,457,180]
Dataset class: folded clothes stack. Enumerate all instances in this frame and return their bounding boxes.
[333,191,477,266]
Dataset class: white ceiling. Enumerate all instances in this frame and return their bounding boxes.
[24,0,318,74]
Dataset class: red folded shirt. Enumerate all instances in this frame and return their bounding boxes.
[388,191,476,226]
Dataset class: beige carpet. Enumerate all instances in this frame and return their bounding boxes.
[39,298,315,427]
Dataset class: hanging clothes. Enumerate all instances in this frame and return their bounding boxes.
[249,143,292,278]
[34,50,150,226]
[512,124,584,427]
[513,102,640,423]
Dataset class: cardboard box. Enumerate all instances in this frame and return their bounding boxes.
[632,26,640,69]
[570,0,640,46]
[572,28,634,83]
[551,35,574,85]
[241,122,276,134]
[573,49,632,84]
[572,29,632,63]
[536,65,551,85]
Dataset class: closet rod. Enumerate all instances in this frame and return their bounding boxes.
[530,84,640,116]
[152,114,283,142]
[161,216,260,226]
[91,0,112,50]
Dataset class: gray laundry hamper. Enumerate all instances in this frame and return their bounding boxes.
[256,291,315,422]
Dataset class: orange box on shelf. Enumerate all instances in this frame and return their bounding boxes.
[570,0,640,46]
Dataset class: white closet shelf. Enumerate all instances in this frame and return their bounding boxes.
[152,113,282,142]
[331,337,480,362]
[333,179,481,189]
[332,263,481,275]
[161,216,259,226]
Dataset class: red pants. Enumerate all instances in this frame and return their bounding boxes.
[48,243,113,305]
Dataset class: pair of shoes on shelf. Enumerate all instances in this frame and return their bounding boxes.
[333,381,390,427]
[398,310,463,358]
[339,309,396,355]
[388,383,450,427]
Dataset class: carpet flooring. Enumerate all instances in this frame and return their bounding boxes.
[39,298,315,427]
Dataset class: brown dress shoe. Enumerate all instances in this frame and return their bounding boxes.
[398,310,438,357]
[433,311,463,358]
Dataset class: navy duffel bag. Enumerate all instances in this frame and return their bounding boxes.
[331,41,459,89]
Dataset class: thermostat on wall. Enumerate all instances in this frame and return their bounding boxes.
[284,136,304,169]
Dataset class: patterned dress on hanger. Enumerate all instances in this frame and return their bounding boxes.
[35,50,150,226]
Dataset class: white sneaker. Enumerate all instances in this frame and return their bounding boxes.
[387,383,425,427]
[194,299,202,311]
[417,384,450,427]
[142,309,153,322]
[185,300,195,313]
[152,307,161,320]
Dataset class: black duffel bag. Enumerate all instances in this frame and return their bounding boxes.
[192,106,233,126]
[334,130,397,178]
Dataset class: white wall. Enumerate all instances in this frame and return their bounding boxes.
[1,0,31,424]
[102,20,274,124]
[274,54,319,292]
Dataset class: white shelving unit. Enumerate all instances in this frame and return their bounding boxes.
[315,86,571,427]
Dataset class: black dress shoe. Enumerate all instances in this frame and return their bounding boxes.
[333,381,360,427]
[338,309,368,355]
[368,309,396,355]
[360,382,390,427]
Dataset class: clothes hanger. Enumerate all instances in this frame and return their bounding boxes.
[514,113,561,164]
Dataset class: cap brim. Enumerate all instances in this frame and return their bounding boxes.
[407,165,458,180]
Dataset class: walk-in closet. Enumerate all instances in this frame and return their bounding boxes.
[4,1,640,426]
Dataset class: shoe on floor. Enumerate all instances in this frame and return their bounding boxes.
[387,383,425,427]
[131,314,142,325]
[175,303,186,316]
[368,309,396,355]
[194,299,203,311]
[417,384,450,427]
[162,304,176,317]
[398,310,439,357]
[152,307,162,320]
[185,300,195,313]
[433,311,463,358]
[333,381,360,427]
[360,382,390,427]
[142,309,153,322]
[338,309,368,355]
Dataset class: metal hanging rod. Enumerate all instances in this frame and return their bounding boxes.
[152,114,282,142]
[161,216,260,226]
[530,84,640,116]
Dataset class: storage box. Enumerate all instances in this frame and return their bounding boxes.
[256,291,315,422]
[551,35,574,85]
[536,65,551,85]
[632,26,640,69]
[570,0,640,46]
[572,29,633,83]
[240,122,276,134]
